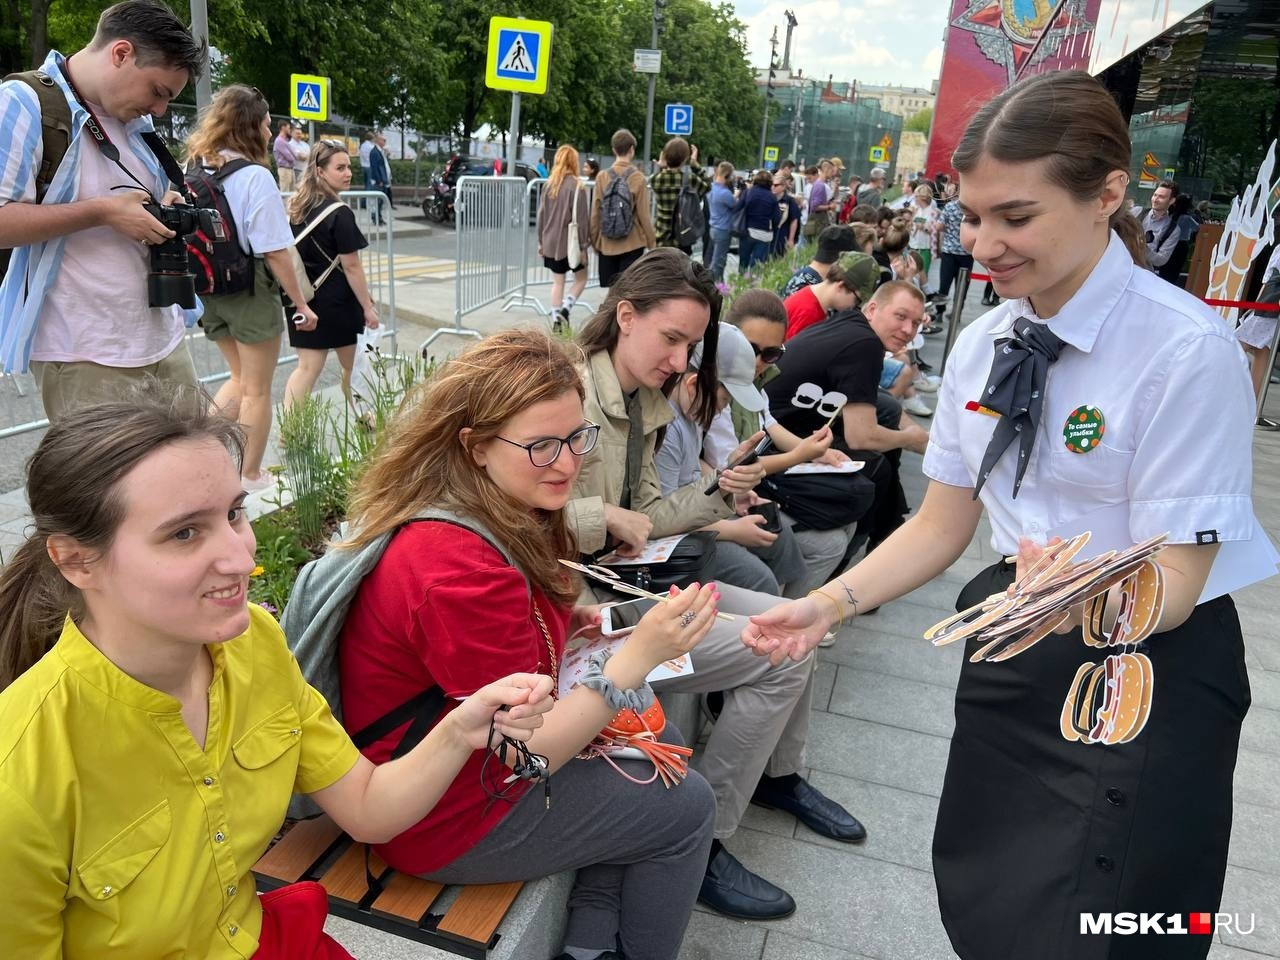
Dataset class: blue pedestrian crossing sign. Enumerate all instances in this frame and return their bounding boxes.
[486,17,553,95]
[290,73,329,122]
[664,103,693,136]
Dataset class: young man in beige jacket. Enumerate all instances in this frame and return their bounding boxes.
[589,128,657,287]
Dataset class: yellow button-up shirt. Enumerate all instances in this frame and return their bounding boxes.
[0,604,360,958]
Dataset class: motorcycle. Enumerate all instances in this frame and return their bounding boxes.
[422,175,454,223]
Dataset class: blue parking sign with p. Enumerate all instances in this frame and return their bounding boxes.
[664,104,693,136]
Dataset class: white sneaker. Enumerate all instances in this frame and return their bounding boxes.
[818,630,838,648]
[902,394,934,417]
[912,374,940,393]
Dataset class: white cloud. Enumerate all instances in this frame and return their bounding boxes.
[738,0,949,89]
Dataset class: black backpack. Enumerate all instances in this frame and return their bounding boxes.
[599,167,636,240]
[184,159,256,296]
[673,167,705,247]
[0,71,72,284]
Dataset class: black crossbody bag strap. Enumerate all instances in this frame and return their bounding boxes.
[350,686,447,757]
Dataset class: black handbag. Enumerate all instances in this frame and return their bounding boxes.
[759,471,875,532]
[592,530,718,593]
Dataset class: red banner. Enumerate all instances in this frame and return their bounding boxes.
[926,0,1102,181]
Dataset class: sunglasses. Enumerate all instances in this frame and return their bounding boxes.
[749,342,786,364]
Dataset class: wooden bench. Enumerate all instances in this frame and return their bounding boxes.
[253,815,524,959]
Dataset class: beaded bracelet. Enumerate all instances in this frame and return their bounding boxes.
[577,650,656,713]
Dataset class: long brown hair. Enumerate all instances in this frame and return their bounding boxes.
[343,330,584,607]
[186,84,271,168]
[952,70,1140,263]
[577,248,722,428]
[289,141,348,224]
[547,143,580,198]
[0,386,244,692]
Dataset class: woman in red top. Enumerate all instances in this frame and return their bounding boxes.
[337,330,718,960]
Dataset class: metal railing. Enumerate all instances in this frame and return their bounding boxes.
[0,190,396,439]
[502,178,601,318]
[426,175,531,347]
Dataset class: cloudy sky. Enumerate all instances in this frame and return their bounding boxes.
[733,0,950,91]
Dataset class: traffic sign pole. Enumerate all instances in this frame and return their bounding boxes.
[643,13,658,172]
[508,93,521,180]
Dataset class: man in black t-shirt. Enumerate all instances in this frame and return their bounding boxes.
[766,280,929,550]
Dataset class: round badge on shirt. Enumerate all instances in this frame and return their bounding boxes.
[1064,405,1105,453]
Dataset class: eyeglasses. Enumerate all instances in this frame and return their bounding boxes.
[749,342,786,364]
[495,423,600,467]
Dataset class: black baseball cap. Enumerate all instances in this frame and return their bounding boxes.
[816,225,859,263]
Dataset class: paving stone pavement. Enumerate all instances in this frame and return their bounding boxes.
[1,247,1277,959]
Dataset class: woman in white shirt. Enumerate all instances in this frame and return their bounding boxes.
[744,70,1256,960]
[906,183,940,275]
[187,86,318,490]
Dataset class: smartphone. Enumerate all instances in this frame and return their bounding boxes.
[704,435,773,495]
[748,499,781,534]
[600,597,660,636]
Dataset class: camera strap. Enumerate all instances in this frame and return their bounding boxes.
[61,58,188,202]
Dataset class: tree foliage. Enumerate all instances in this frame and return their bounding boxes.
[1184,76,1279,197]
[7,0,766,163]
[904,106,932,134]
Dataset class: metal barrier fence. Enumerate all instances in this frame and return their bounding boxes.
[502,178,602,319]
[426,175,530,347]
[0,190,396,440]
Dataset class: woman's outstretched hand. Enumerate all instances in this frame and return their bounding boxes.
[741,594,834,666]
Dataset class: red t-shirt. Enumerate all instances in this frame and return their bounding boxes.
[784,284,827,339]
[338,520,571,874]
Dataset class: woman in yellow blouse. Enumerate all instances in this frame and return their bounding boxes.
[0,386,553,960]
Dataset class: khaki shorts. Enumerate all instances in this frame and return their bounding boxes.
[200,259,285,345]
[32,341,199,421]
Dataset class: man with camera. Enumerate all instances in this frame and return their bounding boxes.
[0,0,206,419]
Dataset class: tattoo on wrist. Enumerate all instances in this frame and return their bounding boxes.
[840,584,861,616]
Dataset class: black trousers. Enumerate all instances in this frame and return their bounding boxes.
[935,561,1250,960]
[937,251,974,299]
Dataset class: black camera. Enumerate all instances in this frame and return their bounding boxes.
[1144,230,1155,244]
[143,201,225,309]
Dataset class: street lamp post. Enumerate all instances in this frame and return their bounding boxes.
[189,0,212,110]
[643,0,665,172]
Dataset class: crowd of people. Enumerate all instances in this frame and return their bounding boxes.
[0,3,1270,960]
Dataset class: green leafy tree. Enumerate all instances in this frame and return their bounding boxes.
[904,106,932,134]
[1185,76,1279,197]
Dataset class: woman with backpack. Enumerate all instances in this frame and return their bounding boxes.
[650,137,710,255]
[0,384,553,960]
[334,329,718,960]
[282,142,379,411]
[536,144,591,334]
[186,85,318,491]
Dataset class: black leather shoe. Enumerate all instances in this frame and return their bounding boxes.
[698,847,796,920]
[752,776,868,843]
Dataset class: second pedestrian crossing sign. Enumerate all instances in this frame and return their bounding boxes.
[486,17,553,95]
[290,74,329,121]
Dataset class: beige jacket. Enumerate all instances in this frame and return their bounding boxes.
[588,160,657,255]
[567,350,733,555]
[537,176,590,261]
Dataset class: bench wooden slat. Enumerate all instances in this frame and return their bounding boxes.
[320,841,377,906]
[254,816,344,883]
[371,871,446,922]
[437,881,524,946]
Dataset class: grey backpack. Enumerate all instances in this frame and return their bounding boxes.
[599,168,636,239]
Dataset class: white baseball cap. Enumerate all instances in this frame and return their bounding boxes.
[690,323,767,412]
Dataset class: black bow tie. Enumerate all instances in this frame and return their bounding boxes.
[973,319,1066,499]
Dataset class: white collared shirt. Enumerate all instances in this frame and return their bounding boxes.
[923,231,1256,555]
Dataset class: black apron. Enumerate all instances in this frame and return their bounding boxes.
[933,561,1251,960]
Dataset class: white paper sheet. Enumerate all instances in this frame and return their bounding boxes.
[557,631,694,699]
[596,534,690,566]
[783,460,866,475]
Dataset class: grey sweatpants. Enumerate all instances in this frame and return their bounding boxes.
[420,732,715,960]
[589,581,815,839]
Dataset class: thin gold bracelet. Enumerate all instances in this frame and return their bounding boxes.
[807,588,844,629]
